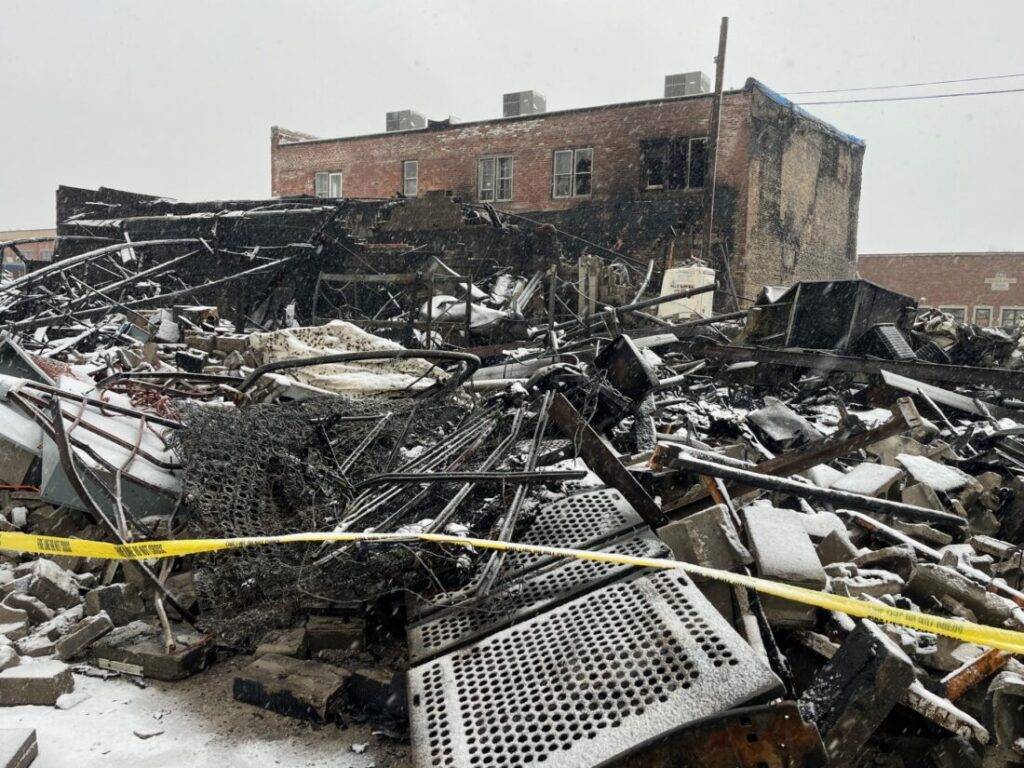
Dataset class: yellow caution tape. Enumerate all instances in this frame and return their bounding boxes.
[4,529,1024,654]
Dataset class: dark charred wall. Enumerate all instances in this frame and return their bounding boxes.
[737,84,865,301]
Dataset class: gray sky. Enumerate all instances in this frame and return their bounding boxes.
[2,0,1022,253]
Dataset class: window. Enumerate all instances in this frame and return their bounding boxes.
[314,171,342,198]
[402,161,418,196]
[1001,307,1024,328]
[552,148,593,198]
[640,137,708,190]
[973,306,992,327]
[939,306,966,323]
[478,156,513,202]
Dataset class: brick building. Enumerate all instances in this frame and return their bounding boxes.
[0,228,56,276]
[271,77,866,303]
[858,252,1024,329]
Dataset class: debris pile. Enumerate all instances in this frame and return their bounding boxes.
[2,187,1024,767]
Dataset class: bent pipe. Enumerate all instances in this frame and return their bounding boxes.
[238,349,481,394]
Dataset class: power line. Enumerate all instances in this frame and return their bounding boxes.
[796,86,1024,105]
[787,71,1024,95]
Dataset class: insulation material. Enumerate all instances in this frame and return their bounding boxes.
[248,320,447,394]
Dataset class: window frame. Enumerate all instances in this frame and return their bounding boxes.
[314,171,343,198]
[938,306,967,324]
[973,305,992,327]
[639,136,708,191]
[402,160,419,197]
[552,147,594,199]
[478,155,514,202]
[1000,306,1024,328]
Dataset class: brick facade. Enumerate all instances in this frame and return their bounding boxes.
[858,252,1024,328]
[271,79,865,302]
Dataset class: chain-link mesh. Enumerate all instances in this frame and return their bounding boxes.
[171,394,476,646]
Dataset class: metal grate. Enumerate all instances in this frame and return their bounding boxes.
[409,487,643,620]
[409,570,782,767]
[408,531,669,663]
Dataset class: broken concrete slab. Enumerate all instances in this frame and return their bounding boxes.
[830,462,904,497]
[26,559,80,610]
[233,653,349,722]
[0,728,37,768]
[897,453,975,493]
[907,563,1017,626]
[33,606,83,641]
[988,671,1024,753]
[254,628,308,660]
[305,616,364,655]
[854,545,917,582]
[84,584,145,626]
[55,611,113,661]
[0,659,74,706]
[2,594,54,626]
[742,506,827,627]
[0,647,18,673]
[817,528,859,565]
[90,620,214,680]
[798,619,916,766]
[656,503,751,569]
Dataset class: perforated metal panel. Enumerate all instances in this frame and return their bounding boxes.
[409,570,783,768]
[410,487,643,620]
[408,531,669,663]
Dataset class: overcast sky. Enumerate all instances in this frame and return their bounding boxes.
[2,0,1022,253]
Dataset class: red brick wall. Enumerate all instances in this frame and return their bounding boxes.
[858,253,1024,326]
[270,91,753,214]
[0,230,56,262]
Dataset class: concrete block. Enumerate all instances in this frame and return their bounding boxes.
[830,462,904,497]
[90,620,214,680]
[233,653,349,722]
[255,628,308,660]
[305,616,364,655]
[26,560,80,610]
[2,594,54,626]
[0,728,37,768]
[798,619,915,767]
[830,569,905,598]
[55,612,113,661]
[656,503,751,569]
[0,660,74,706]
[0,619,27,642]
[84,584,145,626]
[907,563,1016,626]
[743,506,827,627]
[14,636,55,658]
[817,529,859,565]
[854,546,917,582]
[34,606,83,641]
[988,671,1024,753]
[892,519,954,547]
[0,647,18,673]
[347,666,406,719]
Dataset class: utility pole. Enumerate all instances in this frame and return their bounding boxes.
[701,17,728,269]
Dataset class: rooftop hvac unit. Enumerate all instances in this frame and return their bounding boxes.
[503,90,547,117]
[385,110,427,132]
[664,71,711,98]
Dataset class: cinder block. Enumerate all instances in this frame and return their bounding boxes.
[255,628,308,660]
[798,619,915,766]
[0,660,74,706]
[26,560,80,610]
[233,653,349,721]
[55,612,113,661]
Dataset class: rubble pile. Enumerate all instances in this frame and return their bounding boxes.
[2,188,1024,767]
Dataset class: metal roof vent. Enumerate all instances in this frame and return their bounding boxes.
[386,110,427,132]
[502,90,546,118]
[665,72,711,98]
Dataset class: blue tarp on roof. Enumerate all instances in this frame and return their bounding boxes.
[748,78,866,148]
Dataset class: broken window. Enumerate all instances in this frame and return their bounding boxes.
[478,156,513,202]
[939,306,966,323]
[552,148,593,198]
[314,171,343,198]
[402,160,418,196]
[973,306,992,327]
[640,137,707,190]
[1001,307,1024,328]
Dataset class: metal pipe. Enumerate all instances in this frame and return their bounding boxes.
[353,469,585,490]
[667,451,965,525]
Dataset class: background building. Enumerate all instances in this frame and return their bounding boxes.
[271,77,865,304]
[858,252,1024,328]
[0,228,56,277]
